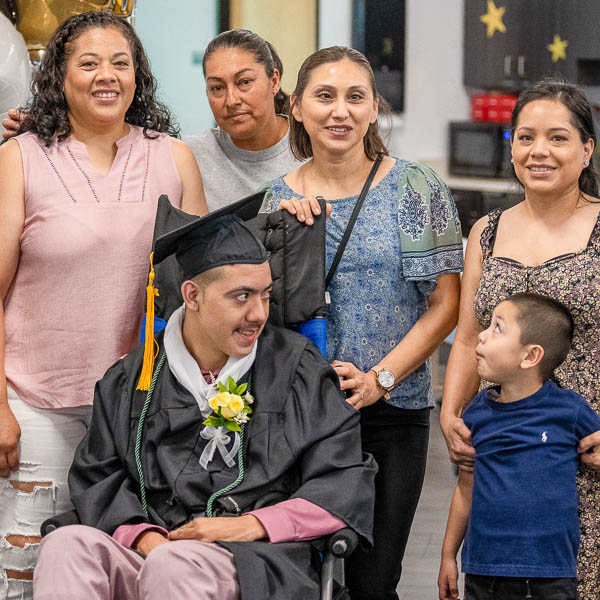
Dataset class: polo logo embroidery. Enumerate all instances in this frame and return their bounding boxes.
[541,431,548,443]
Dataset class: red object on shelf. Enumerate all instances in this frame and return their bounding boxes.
[471,94,518,123]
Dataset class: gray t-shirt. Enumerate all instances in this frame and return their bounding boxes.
[184,126,302,212]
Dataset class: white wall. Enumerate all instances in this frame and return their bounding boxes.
[394,0,469,161]
[317,0,469,162]
[318,0,353,50]
[135,1,217,136]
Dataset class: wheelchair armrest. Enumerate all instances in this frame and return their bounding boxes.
[320,528,358,600]
[41,509,80,536]
[326,527,358,559]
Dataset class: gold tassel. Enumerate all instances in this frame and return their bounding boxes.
[137,252,160,391]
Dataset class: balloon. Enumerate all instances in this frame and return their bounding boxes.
[14,1,136,63]
[0,11,31,132]
[16,0,110,62]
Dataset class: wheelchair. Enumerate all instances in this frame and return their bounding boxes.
[40,194,359,599]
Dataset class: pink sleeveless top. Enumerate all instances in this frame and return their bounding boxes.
[5,125,182,408]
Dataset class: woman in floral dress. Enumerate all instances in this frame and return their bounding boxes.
[441,80,600,599]
[262,46,462,600]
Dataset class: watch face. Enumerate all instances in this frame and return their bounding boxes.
[378,370,395,389]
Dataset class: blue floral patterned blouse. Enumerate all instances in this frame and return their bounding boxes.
[263,159,463,409]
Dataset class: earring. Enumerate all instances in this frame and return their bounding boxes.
[584,159,590,166]
[510,157,515,164]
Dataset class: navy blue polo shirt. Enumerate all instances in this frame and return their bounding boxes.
[462,381,600,578]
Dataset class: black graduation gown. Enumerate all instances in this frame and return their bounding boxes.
[69,323,377,599]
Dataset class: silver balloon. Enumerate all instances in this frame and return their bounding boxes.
[0,11,31,132]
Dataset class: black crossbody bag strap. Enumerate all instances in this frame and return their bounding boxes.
[325,154,383,289]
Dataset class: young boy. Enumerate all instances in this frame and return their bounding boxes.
[438,292,600,600]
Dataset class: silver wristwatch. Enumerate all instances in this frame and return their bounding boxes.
[370,366,396,400]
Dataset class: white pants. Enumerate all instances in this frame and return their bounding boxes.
[0,387,91,600]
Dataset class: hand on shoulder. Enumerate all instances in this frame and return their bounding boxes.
[1,108,23,140]
[579,430,600,471]
[277,195,331,225]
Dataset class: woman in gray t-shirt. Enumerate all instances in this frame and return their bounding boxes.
[184,30,303,211]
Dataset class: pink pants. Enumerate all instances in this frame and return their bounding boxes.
[33,525,240,600]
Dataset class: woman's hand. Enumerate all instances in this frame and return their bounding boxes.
[1,109,23,140]
[277,195,331,225]
[440,414,475,471]
[0,403,21,477]
[331,360,382,410]
[579,431,600,471]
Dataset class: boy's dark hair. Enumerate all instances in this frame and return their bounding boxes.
[505,292,574,380]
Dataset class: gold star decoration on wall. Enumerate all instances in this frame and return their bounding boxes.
[480,0,506,38]
[547,34,568,62]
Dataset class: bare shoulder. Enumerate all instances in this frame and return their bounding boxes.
[0,138,23,164]
[467,215,489,243]
[170,138,202,180]
[462,216,487,274]
[171,138,207,215]
[170,137,189,151]
[170,137,197,164]
[0,139,24,190]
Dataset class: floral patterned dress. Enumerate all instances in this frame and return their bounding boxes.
[474,208,600,599]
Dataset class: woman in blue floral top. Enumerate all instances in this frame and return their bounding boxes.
[262,46,463,600]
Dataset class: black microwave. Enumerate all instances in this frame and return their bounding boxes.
[449,121,512,178]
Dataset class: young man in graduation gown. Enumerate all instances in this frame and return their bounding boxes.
[33,200,377,600]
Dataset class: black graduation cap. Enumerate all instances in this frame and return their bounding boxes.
[137,191,268,391]
[153,191,268,280]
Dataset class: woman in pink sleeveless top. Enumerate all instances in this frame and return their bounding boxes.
[0,12,206,596]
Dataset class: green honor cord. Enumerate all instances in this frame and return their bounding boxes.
[134,353,249,519]
[135,351,166,517]
[205,422,245,517]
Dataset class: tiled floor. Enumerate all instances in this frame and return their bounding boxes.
[396,405,463,600]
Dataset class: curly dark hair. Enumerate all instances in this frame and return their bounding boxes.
[202,29,290,116]
[17,11,178,145]
[511,78,599,197]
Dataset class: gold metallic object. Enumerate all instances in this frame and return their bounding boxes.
[15,0,135,63]
[106,0,134,17]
